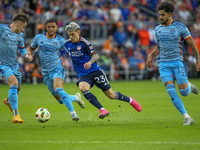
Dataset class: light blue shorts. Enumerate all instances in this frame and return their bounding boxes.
[159,60,188,85]
[0,65,22,85]
[43,67,65,96]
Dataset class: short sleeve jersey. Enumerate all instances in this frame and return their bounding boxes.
[64,37,100,78]
[0,24,26,67]
[30,33,67,75]
[155,21,191,62]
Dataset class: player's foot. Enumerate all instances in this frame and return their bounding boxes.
[13,114,23,123]
[3,98,12,112]
[99,109,110,119]
[188,81,199,94]
[130,97,142,112]
[71,111,80,122]
[183,117,194,126]
[75,92,85,109]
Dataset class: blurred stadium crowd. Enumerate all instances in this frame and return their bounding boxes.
[0,0,200,84]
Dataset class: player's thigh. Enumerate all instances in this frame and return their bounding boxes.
[173,61,188,87]
[93,70,111,92]
[159,65,175,85]
[52,67,65,89]
[44,75,57,97]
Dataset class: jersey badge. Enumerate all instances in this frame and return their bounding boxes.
[53,42,57,46]
[89,46,93,50]
[77,45,81,50]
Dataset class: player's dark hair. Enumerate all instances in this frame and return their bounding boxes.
[13,13,29,24]
[45,18,58,25]
[158,1,174,13]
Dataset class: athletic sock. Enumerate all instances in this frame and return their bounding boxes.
[166,84,187,115]
[82,90,103,109]
[8,86,18,112]
[13,109,19,117]
[55,88,75,112]
[183,113,191,119]
[115,92,130,102]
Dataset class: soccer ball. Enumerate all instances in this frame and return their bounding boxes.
[35,108,50,123]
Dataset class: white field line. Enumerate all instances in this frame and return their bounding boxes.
[0,141,200,145]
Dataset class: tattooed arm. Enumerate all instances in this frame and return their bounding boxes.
[186,37,200,71]
[147,45,159,68]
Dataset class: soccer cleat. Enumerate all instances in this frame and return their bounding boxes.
[71,112,80,122]
[99,109,110,119]
[183,117,194,126]
[130,97,142,112]
[75,92,85,109]
[13,114,23,123]
[3,98,12,112]
[188,81,199,94]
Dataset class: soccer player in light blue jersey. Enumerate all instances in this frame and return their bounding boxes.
[64,22,141,119]
[1,13,33,123]
[27,18,85,122]
[147,2,200,125]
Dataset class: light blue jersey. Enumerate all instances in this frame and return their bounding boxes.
[0,24,27,75]
[155,21,191,62]
[30,33,67,76]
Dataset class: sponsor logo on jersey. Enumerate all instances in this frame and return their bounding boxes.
[77,45,81,50]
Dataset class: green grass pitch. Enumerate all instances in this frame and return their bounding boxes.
[0,79,200,150]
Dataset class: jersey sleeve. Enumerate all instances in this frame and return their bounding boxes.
[60,37,68,52]
[84,43,97,56]
[30,35,39,49]
[180,25,191,40]
[155,26,158,44]
[18,33,27,56]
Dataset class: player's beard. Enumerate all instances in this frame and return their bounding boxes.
[161,18,169,25]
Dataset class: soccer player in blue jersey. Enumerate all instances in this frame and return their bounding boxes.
[27,18,85,122]
[64,22,141,119]
[147,2,200,125]
[1,13,33,123]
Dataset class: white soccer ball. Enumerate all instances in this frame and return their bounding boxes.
[35,108,50,123]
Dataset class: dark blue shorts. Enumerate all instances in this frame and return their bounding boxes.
[77,69,111,92]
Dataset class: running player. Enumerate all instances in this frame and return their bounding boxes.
[64,22,141,119]
[1,13,33,123]
[147,2,200,125]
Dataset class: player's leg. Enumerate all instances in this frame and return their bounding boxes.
[78,76,109,119]
[53,77,80,121]
[103,88,141,112]
[160,62,193,125]
[174,62,195,125]
[7,75,23,123]
[1,66,23,123]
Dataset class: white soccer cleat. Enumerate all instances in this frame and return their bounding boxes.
[188,81,199,94]
[183,117,194,126]
[70,111,80,122]
[75,92,85,109]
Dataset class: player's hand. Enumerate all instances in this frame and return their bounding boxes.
[196,61,200,71]
[147,54,153,68]
[84,62,92,70]
[25,54,33,62]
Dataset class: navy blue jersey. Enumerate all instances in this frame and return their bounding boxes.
[64,37,101,78]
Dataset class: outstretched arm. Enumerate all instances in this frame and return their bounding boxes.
[186,37,200,71]
[84,53,99,70]
[147,45,159,68]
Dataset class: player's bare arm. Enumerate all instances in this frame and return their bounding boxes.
[186,37,200,71]
[84,53,99,70]
[27,47,36,56]
[147,45,159,68]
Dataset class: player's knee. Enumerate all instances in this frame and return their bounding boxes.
[106,92,116,99]
[79,86,88,93]
[179,88,190,97]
